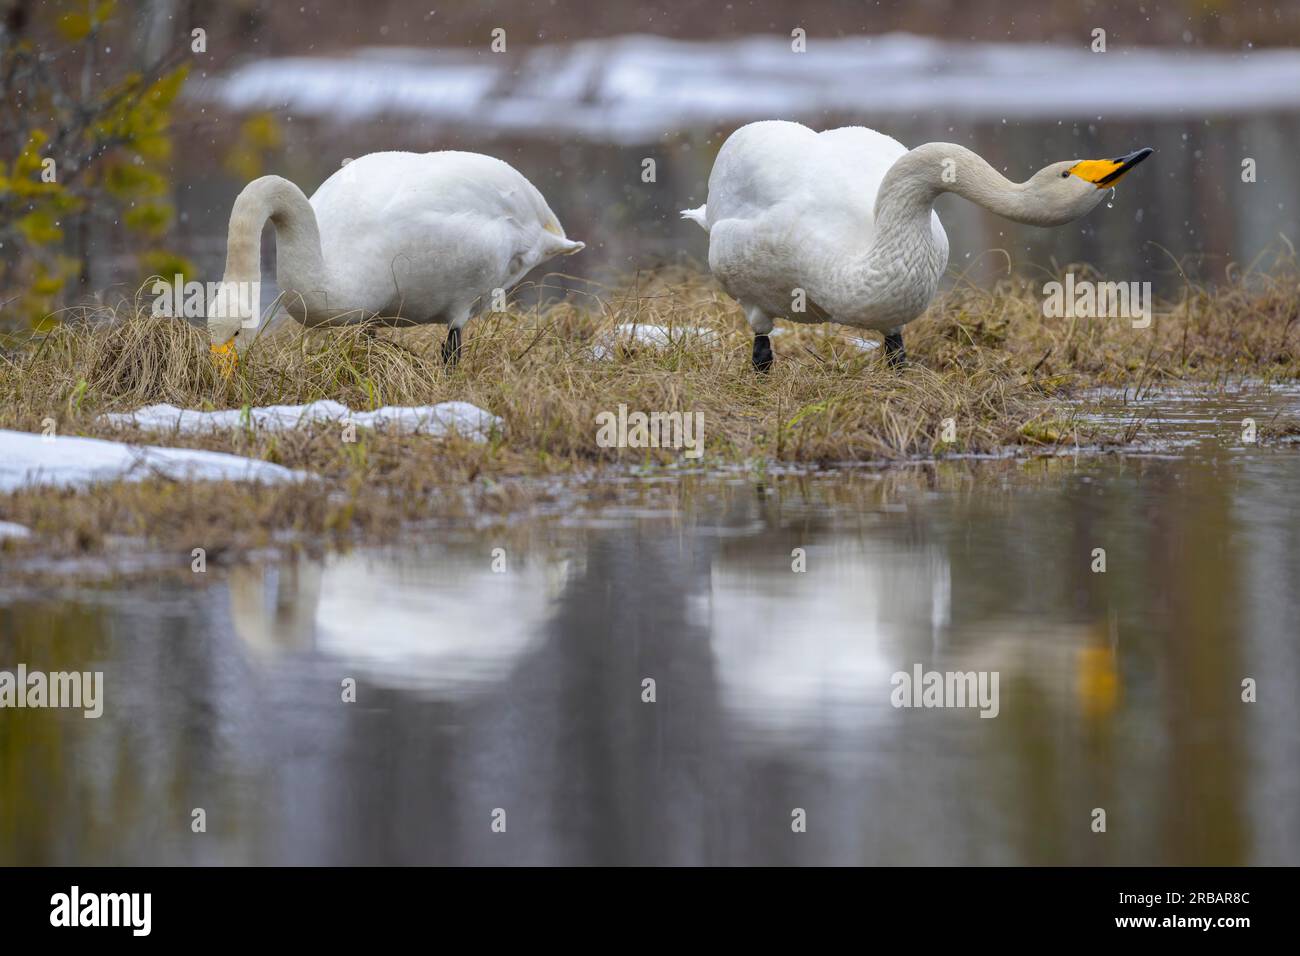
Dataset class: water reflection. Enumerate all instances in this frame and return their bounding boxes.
[1,392,1298,864]
[229,548,572,694]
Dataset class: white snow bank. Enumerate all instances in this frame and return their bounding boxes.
[0,520,32,540]
[101,400,503,442]
[0,429,308,493]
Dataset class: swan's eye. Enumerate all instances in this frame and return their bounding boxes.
[1061,171,1070,178]
[233,330,240,337]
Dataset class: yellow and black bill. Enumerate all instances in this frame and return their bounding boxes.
[1068,147,1155,188]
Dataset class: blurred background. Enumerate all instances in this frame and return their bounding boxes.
[3,0,1300,324]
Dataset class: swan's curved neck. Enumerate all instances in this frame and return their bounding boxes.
[222,175,330,319]
[817,143,1048,328]
[874,142,1038,228]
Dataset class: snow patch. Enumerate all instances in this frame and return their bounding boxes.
[0,429,308,492]
[0,521,32,540]
[101,400,503,442]
[592,323,719,360]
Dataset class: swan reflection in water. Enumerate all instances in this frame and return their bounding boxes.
[227,545,580,696]
[225,523,1114,738]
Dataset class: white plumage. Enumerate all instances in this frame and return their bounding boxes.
[209,151,583,360]
[688,120,1151,368]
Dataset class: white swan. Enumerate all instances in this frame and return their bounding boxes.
[682,121,1152,369]
[208,150,583,366]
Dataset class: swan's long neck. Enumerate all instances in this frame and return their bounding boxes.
[822,143,1045,329]
[222,175,331,320]
[874,142,1041,228]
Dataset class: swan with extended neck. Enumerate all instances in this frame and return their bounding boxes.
[682,121,1152,369]
[207,150,583,367]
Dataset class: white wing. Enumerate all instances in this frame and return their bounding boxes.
[309,151,581,322]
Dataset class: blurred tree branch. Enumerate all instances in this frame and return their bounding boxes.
[1,0,190,327]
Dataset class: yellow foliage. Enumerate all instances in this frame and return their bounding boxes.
[12,258,80,329]
[140,251,198,286]
[55,13,92,43]
[17,210,64,245]
[224,113,285,180]
[2,4,182,329]
[123,203,174,236]
[54,0,117,42]
[104,162,167,198]
[242,113,284,150]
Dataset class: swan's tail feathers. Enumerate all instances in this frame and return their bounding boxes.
[680,205,709,231]
[542,233,585,257]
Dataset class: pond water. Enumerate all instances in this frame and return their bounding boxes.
[1,387,1297,864]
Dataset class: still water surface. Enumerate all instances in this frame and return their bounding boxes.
[1,389,1298,865]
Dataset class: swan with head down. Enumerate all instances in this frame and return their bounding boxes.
[208,150,584,368]
[682,121,1152,369]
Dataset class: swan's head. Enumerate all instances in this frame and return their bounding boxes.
[1024,148,1154,226]
[207,280,261,373]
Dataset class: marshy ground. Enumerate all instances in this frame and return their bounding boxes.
[2,264,1298,559]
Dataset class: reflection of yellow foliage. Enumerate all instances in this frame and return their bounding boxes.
[225,113,285,181]
[0,601,113,864]
[1076,645,1120,718]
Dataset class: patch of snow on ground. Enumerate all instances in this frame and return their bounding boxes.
[592,323,719,360]
[0,429,308,492]
[101,401,503,442]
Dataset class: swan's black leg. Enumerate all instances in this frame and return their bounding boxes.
[883,330,906,369]
[752,333,774,372]
[441,327,462,366]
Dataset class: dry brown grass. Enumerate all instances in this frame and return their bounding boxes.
[1,262,1298,556]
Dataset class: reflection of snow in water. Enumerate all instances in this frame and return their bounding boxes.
[702,540,951,733]
[198,34,1300,144]
[229,550,574,696]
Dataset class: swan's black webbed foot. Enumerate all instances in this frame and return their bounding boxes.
[441,327,462,366]
[752,333,774,372]
[883,331,906,369]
